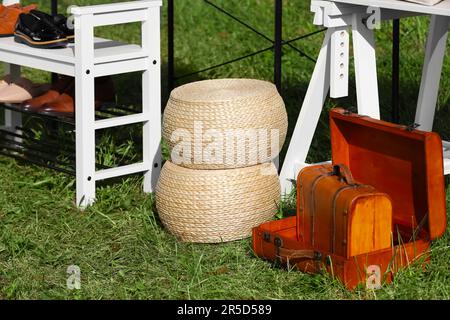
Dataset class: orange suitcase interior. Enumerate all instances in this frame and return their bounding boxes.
[330,108,447,243]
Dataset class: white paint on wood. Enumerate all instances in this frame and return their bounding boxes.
[352,14,380,119]
[74,13,96,208]
[142,7,162,193]
[95,162,150,181]
[415,15,450,131]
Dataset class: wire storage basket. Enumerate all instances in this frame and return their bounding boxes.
[155,161,281,243]
[162,78,288,170]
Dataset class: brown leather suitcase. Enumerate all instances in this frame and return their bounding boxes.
[297,163,392,258]
[253,108,447,289]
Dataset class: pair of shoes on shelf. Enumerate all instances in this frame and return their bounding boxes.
[22,75,116,116]
[0,75,50,104]
[14,10,74,49]
[0,3,37,37]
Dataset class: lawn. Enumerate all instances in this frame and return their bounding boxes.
[0,0,449,299]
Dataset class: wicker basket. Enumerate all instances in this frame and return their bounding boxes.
[155,161,281,243]
[163,78,288,170]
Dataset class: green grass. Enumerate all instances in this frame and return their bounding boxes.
[0,0,449,299]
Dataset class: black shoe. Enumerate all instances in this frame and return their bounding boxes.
[29,10,74,43]
[14,12,68,48]
[53,14,74,43]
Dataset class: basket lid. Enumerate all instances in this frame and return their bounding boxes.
[169,78,278,103]
[330,108,447,240]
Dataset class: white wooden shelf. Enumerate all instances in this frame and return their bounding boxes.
[0,0,162,208]
[0,37,148,77]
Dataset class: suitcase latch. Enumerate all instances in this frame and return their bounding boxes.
[274,237,283,264]
[396,123,419,132]
[313,251,323,261]
[343,107,356,115]
[406,123,420,132]
[274,237,283,248]
[263,232,271,243]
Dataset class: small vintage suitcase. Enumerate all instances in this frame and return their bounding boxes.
[297,163,392,259]
[253,108,447,289]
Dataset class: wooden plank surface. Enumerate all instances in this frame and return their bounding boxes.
[327,0,450,16]
[0,37,144,65]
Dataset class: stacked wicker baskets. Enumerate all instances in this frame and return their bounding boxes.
[156,79,288,243]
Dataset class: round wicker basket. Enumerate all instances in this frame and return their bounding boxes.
[163,78,288,170]
[155,161,281,243]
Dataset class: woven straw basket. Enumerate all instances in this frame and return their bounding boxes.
[155,161,281,243]
[163,78,288,170]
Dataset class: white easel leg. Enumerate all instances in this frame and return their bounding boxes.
[352,15,380,119]
[75,14,96,208]
[279,29,332,194]
[415,15,450,132]
[142,7,162,193]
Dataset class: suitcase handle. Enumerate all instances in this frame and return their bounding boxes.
[277,247,322,261]
[332,164,356,185]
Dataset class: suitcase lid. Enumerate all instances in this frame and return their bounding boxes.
[330,108,447,240]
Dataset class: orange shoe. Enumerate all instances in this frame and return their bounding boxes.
[40,76,116,117]
[0,3,20,15]
[22,75,73,112]
[0,3,37,37]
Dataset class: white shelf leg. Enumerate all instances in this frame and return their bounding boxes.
[352,14,380,119]
[3,64,22,138]
[279,28,332,194]
[74,14,96,208]
[415,15,450,132]
[3,0,23,138]
[142,7,162,193]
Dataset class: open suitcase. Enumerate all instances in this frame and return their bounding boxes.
[253,108,447,289]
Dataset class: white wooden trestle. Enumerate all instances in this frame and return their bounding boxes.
[0,0,163,207]
[279,0,450,194]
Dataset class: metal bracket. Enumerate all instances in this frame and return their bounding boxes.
[311,2,355,98]
[330,27,349,98]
